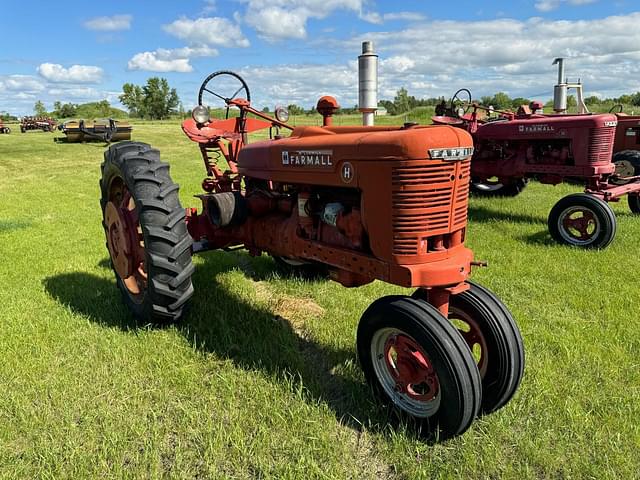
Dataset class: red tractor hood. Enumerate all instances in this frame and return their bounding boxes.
[238,124,473,187]
[475,113,618,140]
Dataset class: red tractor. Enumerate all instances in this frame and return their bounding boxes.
[433,89,640,249]
[434,58,640,249]
[99,71,523,440]
[0,120,11,134]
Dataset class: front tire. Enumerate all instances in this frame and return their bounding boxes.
[628,193,640,214]
[548,193,616,249]
[413,282,524,415]
[100,141,195,323]
[357,296,481,440]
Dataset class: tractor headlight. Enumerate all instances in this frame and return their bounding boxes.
[275,105,289,123]
[192,105,210,124]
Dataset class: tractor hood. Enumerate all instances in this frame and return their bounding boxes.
[237,124,473,187]
[475,113,618,140]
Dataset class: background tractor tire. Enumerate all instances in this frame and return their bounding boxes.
[548,193,616,249]
[611,150,640,185]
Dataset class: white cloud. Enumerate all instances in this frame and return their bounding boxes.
[164,17,249,47]
[128,53,193,73]
[37,63,104,83]
[127,46,219,73]
[383,12,426,22]
[361,10,426,24]
[360,12,383,24]
[0,75,46,92]
[84,14,132,31]
[234,12,640,109]
[202,0,216,14]
[242,0,363,41]
[535,0,597,12]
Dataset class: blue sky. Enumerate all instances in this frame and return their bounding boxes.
[1,0,639,115]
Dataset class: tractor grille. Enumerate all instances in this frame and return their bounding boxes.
[391,159,470,255]
[588,127,615,163]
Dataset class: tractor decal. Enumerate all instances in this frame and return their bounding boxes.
[282,150,333,167]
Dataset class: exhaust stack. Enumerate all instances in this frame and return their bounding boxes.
[552,57,589,115]
[358,41,378,126]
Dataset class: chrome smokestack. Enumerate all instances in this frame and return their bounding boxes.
[358,41,378,126]
[552,57,567,113]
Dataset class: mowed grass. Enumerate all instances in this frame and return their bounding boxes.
[1,120,639,479]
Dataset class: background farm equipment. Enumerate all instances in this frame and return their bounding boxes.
[20,116,56,133]
[58,118,132,143]
[433,59,640,249]
[0,120,10,134]
[99,68,523,441]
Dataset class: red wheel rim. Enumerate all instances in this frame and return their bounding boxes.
[558,206,599,244]
[383,333,439,402]
[105,178,147,300]
[449,308,489,377]
[371,328,441,417]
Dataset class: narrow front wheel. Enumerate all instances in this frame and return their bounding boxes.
[357,296,481,440]
[548,193,616,249]
[413,282,524,415]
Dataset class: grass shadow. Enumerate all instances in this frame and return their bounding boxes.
[468,205,546,225]
[43,251,388,433]
[516,230,557,247]
[0,219,32,233]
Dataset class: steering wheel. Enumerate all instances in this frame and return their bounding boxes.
[450,88,472,116]
[198,71,251,120]
[609,104,623,114]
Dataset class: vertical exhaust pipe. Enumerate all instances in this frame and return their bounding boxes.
[552,57,567,114]
[358,41,378,126]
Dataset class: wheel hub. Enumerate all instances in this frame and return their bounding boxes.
[614,160,635,178]
[560,207,598,242]
[384,334,439,402]
[105,201,134,279]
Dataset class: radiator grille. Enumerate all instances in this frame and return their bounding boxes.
[391,159,470,255]
[588,127,615,163]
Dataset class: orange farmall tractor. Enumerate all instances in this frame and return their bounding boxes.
[99,71,524,440]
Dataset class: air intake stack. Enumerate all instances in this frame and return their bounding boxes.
[358,41,378,126]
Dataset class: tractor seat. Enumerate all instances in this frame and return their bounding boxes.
[182,118,241,144]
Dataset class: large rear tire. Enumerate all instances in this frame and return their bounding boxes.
[357,296,481,441]
[611,150,640,185]
[100,141,195,323]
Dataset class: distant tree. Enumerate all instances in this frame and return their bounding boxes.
[0,111,17,121]
[511,97,531,109]
[119,82,145,117]
[34,100,47,117]
[261,106,270,113]
[491,92,512,110]
[94,100,112,117]
[287,104,305,115]
[53,101,78,118]
[142,78,179,120]
[584,95,601,106]
[393,87,411,114]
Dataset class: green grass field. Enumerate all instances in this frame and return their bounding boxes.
[1,119,639,479]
